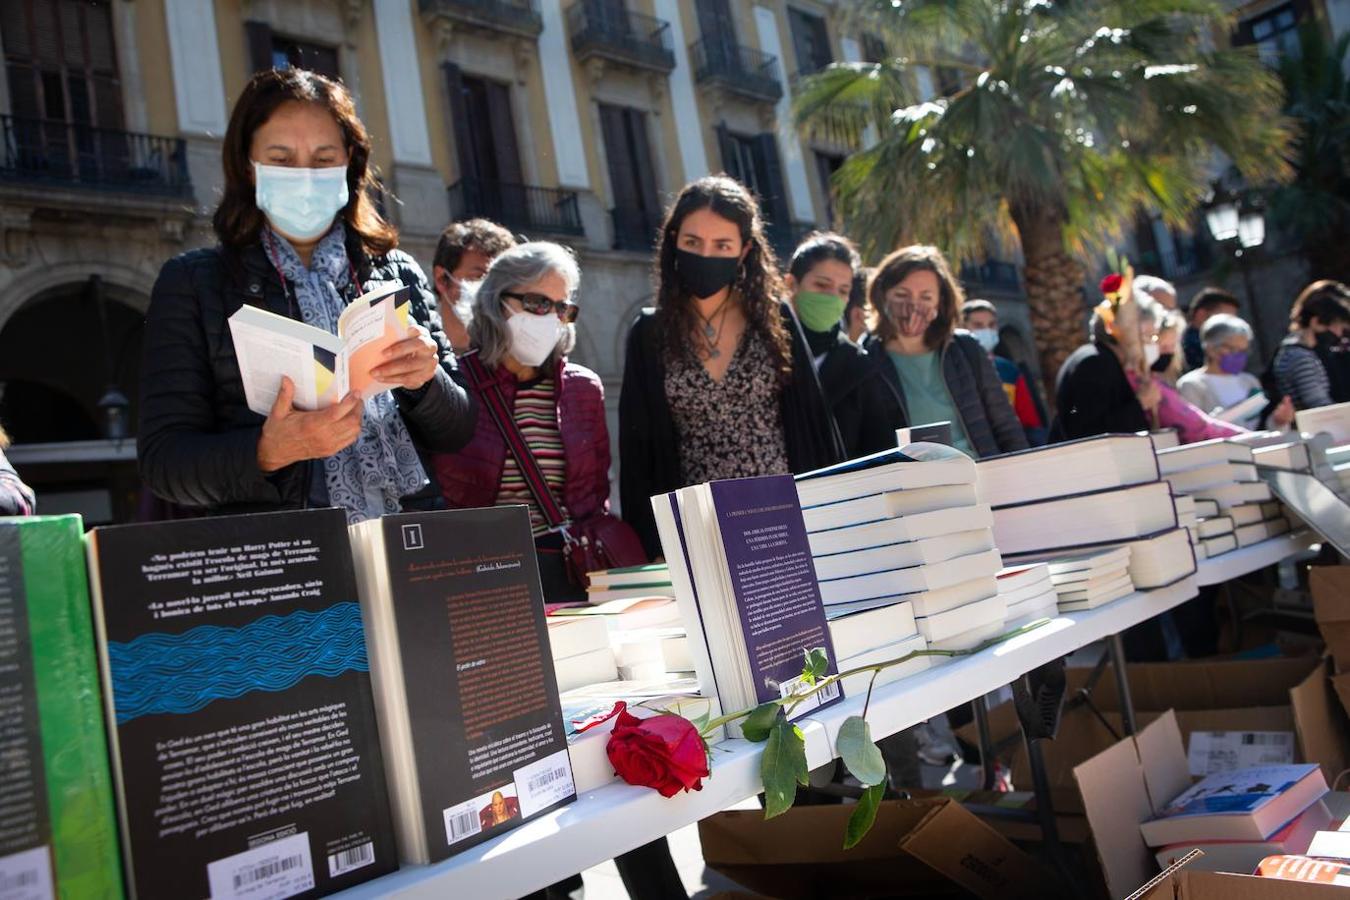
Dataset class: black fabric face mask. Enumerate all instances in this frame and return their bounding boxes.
[1151,352,1175,373]
[674,248,739,300]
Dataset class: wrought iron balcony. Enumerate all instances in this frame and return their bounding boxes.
[448,177,583,237]
[610,206,663,252]
[960,259,1021,291]
[419,0,542,41]
[567,1,675,74]
[689,37,783,104]
[0,115,190,198]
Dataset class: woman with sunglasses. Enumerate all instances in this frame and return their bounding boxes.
[619,176,845,560]
[138,68,474,522]
[432,242,610,603]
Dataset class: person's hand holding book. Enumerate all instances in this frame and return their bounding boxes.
[371,325,439,391]
[256,376,364,473]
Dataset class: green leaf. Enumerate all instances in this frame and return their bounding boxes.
[802,647,830,685]
[837,716,887,787]
[761,713,809,819]
[741,702,781,743]
[844,783,886,850]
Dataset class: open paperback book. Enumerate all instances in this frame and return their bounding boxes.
[652,475,842,738]
[229,280,413,414]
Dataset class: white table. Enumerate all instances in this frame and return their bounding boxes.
[335,577,1202,900]
[335,533,1315,899]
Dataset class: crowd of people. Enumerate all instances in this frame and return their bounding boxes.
[0,59,1343,900]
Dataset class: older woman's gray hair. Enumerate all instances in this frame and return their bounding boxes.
[1200,313,1253,350]
[468,241,580,368]
[1134,274,1177,308]
[1090,290,1164,342]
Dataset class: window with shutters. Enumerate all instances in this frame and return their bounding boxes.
[787,8,831,77]
[717,126,795,254]
[244,22,341,80]
[598,103,660,251]
[861,33,887,64]
[1,0,124,128]
[1236,3,1302,66]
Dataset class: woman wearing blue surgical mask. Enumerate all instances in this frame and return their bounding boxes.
[138,68,475,521]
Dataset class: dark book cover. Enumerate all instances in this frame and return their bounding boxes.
[708,477,843,714]
[0,516,122,898]
[377,507,575,861]
[88,509,396,900]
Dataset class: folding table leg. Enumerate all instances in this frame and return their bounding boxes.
[973,694,997,791]
[1106,633,1138,736]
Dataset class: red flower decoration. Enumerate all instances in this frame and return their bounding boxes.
[1100,273,1123,294]
[606,704,710,798]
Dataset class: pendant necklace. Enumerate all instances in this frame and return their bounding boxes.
[695,295,732,359]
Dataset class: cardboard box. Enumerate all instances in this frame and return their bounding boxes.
[1313,566,1350,672]
[698,797,1054,899]
[956,656,1348,815]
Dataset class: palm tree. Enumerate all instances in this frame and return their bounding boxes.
[1268,23,1350,284]
[794,0,1292,391]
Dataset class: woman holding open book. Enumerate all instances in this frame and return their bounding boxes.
[138,69,474,523]
[618,176,845,560]
[833,245,1027,459]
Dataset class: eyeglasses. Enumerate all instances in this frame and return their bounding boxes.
[502,291,580,323]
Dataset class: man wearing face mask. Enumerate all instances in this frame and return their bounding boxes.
[431,219,517,352]
[138,69,474,522]
[432,242,622,604]
[961,300,1047,446]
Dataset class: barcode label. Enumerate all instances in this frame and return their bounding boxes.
[326,841,374,878]
[206,832,314,900]
[1188,731,1296,776]
[443,800,482,845]
[514,749,576,818]
[778,674,841,716]
[0,845,53,900]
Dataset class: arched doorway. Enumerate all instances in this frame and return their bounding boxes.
[0,278,147,524]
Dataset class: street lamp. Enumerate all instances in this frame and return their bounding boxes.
[1204,189,1269,361]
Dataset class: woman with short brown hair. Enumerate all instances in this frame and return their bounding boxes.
[138,68,474,521]
[830,245,1026,458]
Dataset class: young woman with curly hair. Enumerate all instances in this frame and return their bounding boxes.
[618,175,844,559]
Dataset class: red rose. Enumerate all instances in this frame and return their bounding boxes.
[606,706,710,798]
[1100,273,1123,294]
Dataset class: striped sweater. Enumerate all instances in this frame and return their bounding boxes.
[1274,337,1333,410]
[494,377,566,535]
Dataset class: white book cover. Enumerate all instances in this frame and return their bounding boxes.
[811,526,994,581]
[818,548,1002,606]
[807,506,992,557]
[915,593,1004,643]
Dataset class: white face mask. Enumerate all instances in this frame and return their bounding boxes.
[971,328,999,353]
[253,161,349,242]
[505,310,562,367]
[1143,341,1161,368]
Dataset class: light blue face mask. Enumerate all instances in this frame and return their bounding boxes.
[253,161,349,242]
[971,327,999,353]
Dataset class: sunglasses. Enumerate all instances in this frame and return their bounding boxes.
[502,291,580,323]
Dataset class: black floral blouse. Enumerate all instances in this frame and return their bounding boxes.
[665,331,790,485]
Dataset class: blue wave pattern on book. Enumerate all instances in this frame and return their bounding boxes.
[107,602,369,722]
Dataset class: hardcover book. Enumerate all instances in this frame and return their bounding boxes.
[0,516,122,899]
[350,507,576,863]
[86,509,397,899]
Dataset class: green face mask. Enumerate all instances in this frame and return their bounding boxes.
[796,290,846,333]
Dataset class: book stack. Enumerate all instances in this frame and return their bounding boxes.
[796,444,1005,654]
[1174,494,1204,559]
[996,564,1058,624]
[546,615,619,692]
[1146,428,1181,451]
[610,627,693,681]
[1040,547,1135,611]
[1144,764,1331,875]
[827,600,930,697]
[1296,400,1350,445]
[982,435,1196,593]
[1158,439,1275,513]
[585,563,675,603]
[1230,500,1293,548]
[652,474,844,737]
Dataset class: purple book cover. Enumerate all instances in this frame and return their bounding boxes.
[708,476,842,715]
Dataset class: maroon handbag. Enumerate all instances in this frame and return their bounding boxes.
[460,353,648,586]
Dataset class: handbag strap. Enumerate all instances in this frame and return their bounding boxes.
[460,352,569,532]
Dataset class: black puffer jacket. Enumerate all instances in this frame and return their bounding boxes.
[138,228,477,514]
[829,332,1028,459]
